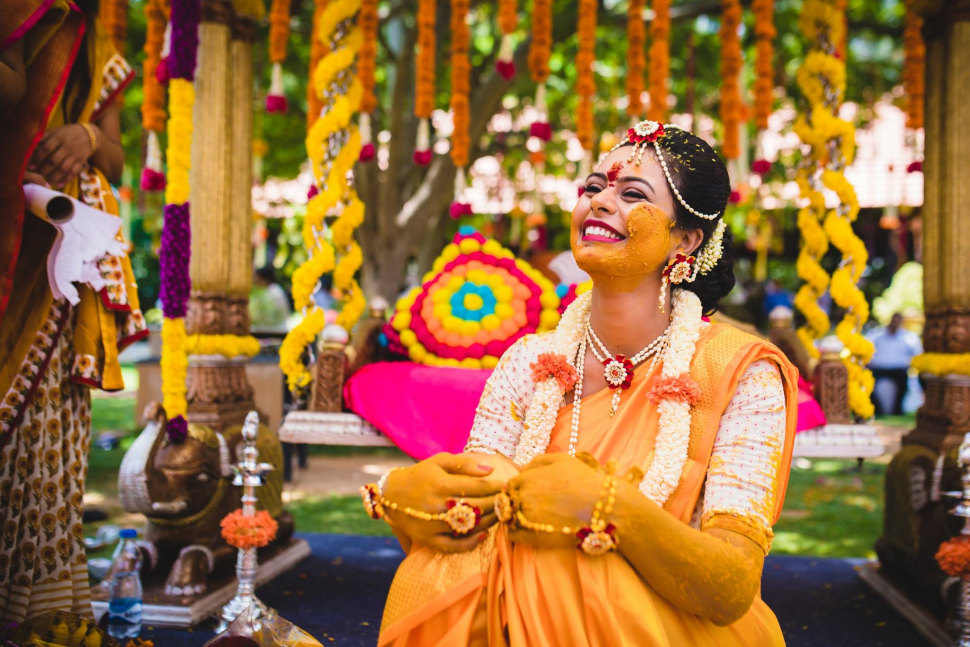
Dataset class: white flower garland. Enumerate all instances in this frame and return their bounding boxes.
[512,288,704,508]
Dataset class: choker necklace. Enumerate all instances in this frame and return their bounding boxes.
[586,322,669,417]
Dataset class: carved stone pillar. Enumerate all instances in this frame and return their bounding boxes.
[812,338,851,425]
[904,2,970,453]
[185,0,256,431]
[310,325,349,413]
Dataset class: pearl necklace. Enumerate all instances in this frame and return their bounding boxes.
[569,321,668,456]
[586,322,669,417]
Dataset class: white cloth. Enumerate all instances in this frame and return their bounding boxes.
[465,333,787,552]
[865,327,922,370]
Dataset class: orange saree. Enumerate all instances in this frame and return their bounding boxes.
[378,324,798,646]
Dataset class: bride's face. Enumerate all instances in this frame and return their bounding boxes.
[570,147,685,292]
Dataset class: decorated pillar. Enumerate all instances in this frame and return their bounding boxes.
[908,1,970,452]
[185,0,256,430]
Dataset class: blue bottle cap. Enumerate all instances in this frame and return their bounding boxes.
[119,529,137,539]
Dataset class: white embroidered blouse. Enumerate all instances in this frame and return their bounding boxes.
[464,333,787,553]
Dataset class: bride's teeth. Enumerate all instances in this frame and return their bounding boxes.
[585,225,620,240]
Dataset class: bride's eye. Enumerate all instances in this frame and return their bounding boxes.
[584,184,602,194]
[623,190,646,200]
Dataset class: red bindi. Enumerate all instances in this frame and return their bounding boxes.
[607,162,623,186]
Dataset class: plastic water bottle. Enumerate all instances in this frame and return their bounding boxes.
[107,528,143,639]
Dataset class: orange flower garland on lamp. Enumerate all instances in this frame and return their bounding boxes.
[140,0,168,192]
[414,0,436,165]
[358,0,379,162]
[527,0,553,147]
[647,0,671,123]
[626,0,646,119]
[221,509,279,550]
[266,0,290,113]
[449,0,473,219]
[496,0,518,79]
[720,0,743,161]
[575,0,598,156]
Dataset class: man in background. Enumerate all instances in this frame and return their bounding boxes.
[867,313,922,416]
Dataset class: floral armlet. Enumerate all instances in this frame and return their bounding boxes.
[701,511,774,555]
[360,469,482,536]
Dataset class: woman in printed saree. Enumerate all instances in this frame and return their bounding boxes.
[361,122,799,646]
[0,0,145,622]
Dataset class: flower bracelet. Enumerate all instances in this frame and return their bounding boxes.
[360,467,483,536]
[495,472,619,556]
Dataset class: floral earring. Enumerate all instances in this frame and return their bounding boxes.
[659,254,695,314]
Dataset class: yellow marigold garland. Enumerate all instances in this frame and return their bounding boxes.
[185,334,261,358]
[752,0,775,130]
[913,353,970,377]
[648,0,671,123]
[576,0,597,151]
[161,318,188,419]
[282,0,367,393]
[626,0,646,118]
[796,0,873,419]
[165,80,195,206]
[720,0,743,160]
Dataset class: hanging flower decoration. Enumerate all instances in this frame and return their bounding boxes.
[185,334,260,358]
[575,0,597,153]
[527,0,553,151]
[99,0,128,56]
[382,228,561,369]
[496,0,518,80]
[220,509,279,550]
[282,0,367,393]
[902,0,923,130]
[159,0,201,431]
[720,0,743,160]
[752,0,776,130]
[647,0,671,123]
[414,0,436,165]
[795,0,873,419]
[140,0,168,192]
[307,0,328,134]
[266,0,291,113]
[450,0,472,217]
[357,0,379,162]
[626,0,646,118]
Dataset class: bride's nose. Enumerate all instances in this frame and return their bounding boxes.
[588,186,616,216]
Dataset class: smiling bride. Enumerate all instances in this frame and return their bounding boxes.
[361,121,799,647]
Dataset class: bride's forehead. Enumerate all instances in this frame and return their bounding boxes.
[594,148,662,179]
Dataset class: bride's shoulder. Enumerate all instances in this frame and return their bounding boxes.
[495,331,557,371]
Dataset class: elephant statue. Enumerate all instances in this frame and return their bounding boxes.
[116,404,294,597]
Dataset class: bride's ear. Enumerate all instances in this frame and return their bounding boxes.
[670,226,704,258]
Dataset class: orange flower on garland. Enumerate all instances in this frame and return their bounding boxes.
[752,0,776,130]
[902,0,924,130]
[528,0,552,85]
[647,374,701,405]
[307,0,328,133]
[140,0,168,192]
[266,0,291,113]
[496,0,518,79]
[530,353,579,391]
[626,0,646,118]
[220,509,279,550]
[720,0,743,160]
[936,536,970,578]
[450,0,471,169]
[99,0,127,55]
[414,0,437,165]
[575,0,597,151]
[358,0,379,162]
[647,0,671,122]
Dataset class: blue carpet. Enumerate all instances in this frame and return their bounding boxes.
[142,533,932,647]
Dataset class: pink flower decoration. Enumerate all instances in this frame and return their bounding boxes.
[495,59,516,80]
[530,122,552,141]
[449,202,473,219]
[266,94,288,114]
[729,190,742,204]
[413,149,433,166]
[907,160,922,174]
[530,352,579,391]
[307,184,319,200]
[577,185,586,197]
[140,168,167,192]
[359,142,376,162]
[647,374,701,405]
[751,159,771,175]
[156,57,170,85]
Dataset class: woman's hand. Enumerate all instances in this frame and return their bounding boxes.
[382,453,505,554]
[29,124,95,189]
[506,453,607,549]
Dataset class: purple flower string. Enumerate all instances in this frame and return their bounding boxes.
[169,0,201,81]
[160,202,192,319]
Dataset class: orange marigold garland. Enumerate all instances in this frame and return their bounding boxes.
[266,0,291,113]
[307,0,329,134]
[140,0,168,192]
[220,509,279,550]
[358,0,378,162]
[575,0,597,153]
[626,0,646,118]
[720,0,743,160]
[414,0,437,165]
[449,0,473,218]
[527,0,553,145]
[902,0,924,131]
[647,0,671,122]
[99,0,128,55]
[752,0,776,131]
[496,0,518,79]
[936,536,970,578]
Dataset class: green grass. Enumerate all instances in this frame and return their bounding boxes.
[85,397,889,557]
